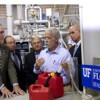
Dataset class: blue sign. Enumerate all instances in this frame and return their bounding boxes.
[82,64,100,91]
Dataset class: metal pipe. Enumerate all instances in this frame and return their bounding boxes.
[25,5,42,21]
[17,5,23,20]
[21,20,50,28]
[63,14,79,17]
[6,5,13,35]
[34,6,42,20]
[25,6,29,21]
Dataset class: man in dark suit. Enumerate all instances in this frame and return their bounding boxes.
[24,36,43,88]
[0,24,25,98]
[4,35,26,92]
[68,24,82,91]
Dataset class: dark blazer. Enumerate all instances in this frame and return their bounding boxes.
[69,44,83,91]
[24,51,38,88]
[0,44,18,88]
[11,51,26,92]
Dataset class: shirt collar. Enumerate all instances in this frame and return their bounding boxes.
[35,51,40,55]
[46,44,61,54]
[75,40,81,47]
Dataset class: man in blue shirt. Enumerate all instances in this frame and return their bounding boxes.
[33,27,75,85]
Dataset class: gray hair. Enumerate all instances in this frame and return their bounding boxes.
[70,23,80,32]
[31,36,42,44]
[45,27,60,39]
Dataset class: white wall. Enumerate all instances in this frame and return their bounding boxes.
[79,1,100,64]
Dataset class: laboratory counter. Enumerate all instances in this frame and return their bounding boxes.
[0,92,82,100]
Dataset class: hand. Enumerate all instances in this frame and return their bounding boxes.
[12,85,25,95]
[1,86,13,99]
[61,61,69,70]
[36,58,45,69]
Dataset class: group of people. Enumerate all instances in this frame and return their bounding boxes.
[0,23,82,99]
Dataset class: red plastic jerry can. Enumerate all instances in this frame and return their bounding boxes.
[29,84,53,100]
[37,72,64,98]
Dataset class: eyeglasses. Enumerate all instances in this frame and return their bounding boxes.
[0,31,4,34]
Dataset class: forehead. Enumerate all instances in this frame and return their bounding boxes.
[6,37,14,42]
[69,26,77,31]
[44,32,54,37]
[32,38,41,43]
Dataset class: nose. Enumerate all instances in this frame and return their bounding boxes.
[70,33,73,37]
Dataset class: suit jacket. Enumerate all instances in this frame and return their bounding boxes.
[69,44,83,91]
[24,51,38,88]
[0,44,18,88]
[10,51,26,92]
[69,44,82,66]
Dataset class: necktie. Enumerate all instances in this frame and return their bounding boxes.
[13,53,19,69]
[73,44,78,56]
[35,52,40,59]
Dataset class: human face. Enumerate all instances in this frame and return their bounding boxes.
[6,37,16,51]
[44,32,58,51]
[0,25,5,43]
[69,26,80,43]
[31,37,43,52]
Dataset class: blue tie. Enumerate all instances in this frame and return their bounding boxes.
[13,53,19,69]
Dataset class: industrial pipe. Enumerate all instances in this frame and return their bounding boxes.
[14,20,50,28]
[6,5,13,35]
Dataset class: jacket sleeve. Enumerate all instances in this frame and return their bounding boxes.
[8,56,18,85]
[24,54,37,87]
[0,75,3,87]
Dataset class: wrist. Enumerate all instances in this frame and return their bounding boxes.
[13,83,19,87]
[35,63,40,70]
[0,84,4,90]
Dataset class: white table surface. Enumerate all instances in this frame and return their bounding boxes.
[0,92,82,100]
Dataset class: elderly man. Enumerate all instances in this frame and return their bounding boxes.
[0,24,25,99]
[33,27,75,85]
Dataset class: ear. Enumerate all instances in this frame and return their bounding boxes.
[55,38,59,43]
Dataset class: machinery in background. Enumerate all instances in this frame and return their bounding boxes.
[13,5,78,63]
[13,5,68,50]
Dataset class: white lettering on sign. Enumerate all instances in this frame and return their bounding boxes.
[83,68,91,78]
[93,73,100,80]
[93,82,100,88]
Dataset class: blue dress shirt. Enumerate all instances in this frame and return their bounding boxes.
[34,45,75,85]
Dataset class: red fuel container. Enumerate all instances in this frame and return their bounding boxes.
[37,72,64,98]
[29,84,53,100]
